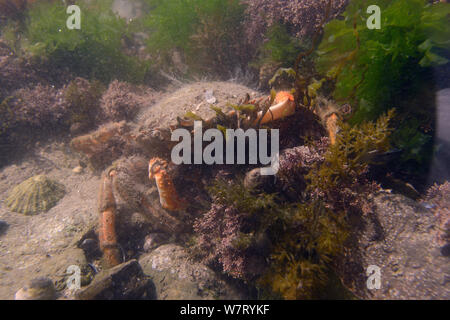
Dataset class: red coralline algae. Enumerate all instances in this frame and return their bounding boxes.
[100,80,160,122]
[423,181,450,246]
[243,0,348,44]
[8,84,67,129]
[277,137,329,196]
[0,41,40,101]
[194,202,250,279]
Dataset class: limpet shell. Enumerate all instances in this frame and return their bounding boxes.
[6,175,66,215]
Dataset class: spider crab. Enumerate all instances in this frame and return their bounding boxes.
[97,156,188,267]
[71,89,345,268]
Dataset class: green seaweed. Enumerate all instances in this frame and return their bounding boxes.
[64,79,105,127]
[142,0,247,76]
[260,200,348,300]
[15,0,147,83]
[309,110,394,192]
[316,0,450,174]
[208,178,287,230]
[256,23,307,68]
[259,110,393,300]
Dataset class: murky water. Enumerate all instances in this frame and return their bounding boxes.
[0,0,448,301]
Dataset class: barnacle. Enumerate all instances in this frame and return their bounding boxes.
[148,157,186,212]
[6,175,65,215]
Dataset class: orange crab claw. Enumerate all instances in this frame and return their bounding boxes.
[148,158,186,211]
[254,91,295,125]
[326,113,339,145]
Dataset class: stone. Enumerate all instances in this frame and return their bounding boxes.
[336,192,450,299]
[143,233,168,252]
[204,90,217,104]
[15,277,57,300]
[72,166,83,174]
[139,244,247,300]
[244,168,274,193]
[75,260,154,300]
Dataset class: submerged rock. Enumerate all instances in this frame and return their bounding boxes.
[337,193,450,300]
[5,175,66,215]
[14,277,57,300]
[75,260,154,300]
[139,244,248,300]
[72,166,84,174]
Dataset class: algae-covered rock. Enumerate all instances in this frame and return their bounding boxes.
[5,175,66,215]
[139,244,248,300]
[14,277,57,300]
[337,193,450,300]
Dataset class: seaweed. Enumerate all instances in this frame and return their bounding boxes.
[193,177,290,280]
[256,24,306,68]
[142,0,248,77]
[14,0,147,83]
[0,97,14,137]
[260,201,348,300]
[64,78,105,129]
[259,110,393,299]
[316,0,450,176]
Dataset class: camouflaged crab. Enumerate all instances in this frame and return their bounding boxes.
[70,89,343,268]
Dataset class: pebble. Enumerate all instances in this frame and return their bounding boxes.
[204,90,217,104]
[72,166,83,174]
[143,233,168,252]
[14,277,57,300]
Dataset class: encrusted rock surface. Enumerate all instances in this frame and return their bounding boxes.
[139,244,248,300]
[0,142,100,299]
[76,260,154,300]
[337,192,450,300]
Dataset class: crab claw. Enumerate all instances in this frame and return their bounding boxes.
[149,158,186,211]
[254,91,295,125]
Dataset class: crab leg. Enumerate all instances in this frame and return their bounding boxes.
[98,170,121,268]
[325,113,339,145]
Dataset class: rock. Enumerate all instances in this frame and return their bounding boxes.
[5,175,66,215]
[15,277,57,300]
[79,238,101,260]
[75,260,154,300]
[139,244,247,300]
[112,0,145,21]
[258,62,281,91]
[244,168,274,193]
[0,220,8,235]
[142,233,168,252]
[72,166,83,174]
[336,193,450,299]
[204,90,217,104]
[429,89,450,185]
